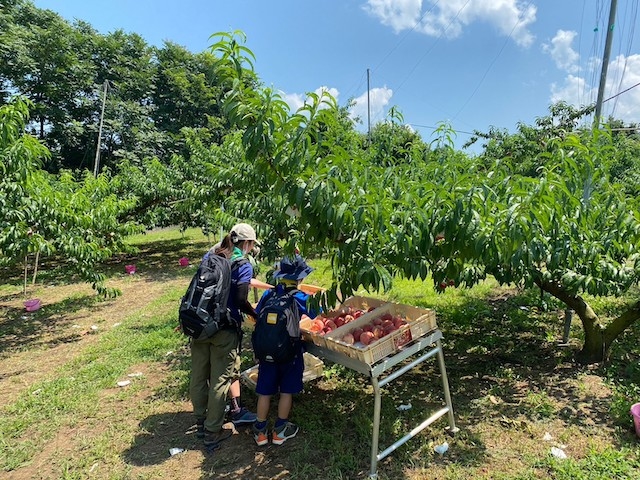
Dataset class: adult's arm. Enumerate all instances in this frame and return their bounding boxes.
[234,282,257,318]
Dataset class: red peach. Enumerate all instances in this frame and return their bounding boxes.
[309,323,323,333]
[373,318,383,326]
[325,319,337,330]
[384,324,398,335]
[362,324,374,333]
[360,331,375,346]
[344,314,354,324]
[394,318,406,328]
[372,326,384,339]
[381,319,394,329]
[334,316,345,327]
[352,327,364,342]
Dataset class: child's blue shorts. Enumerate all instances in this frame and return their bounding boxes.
[256,353,304,395]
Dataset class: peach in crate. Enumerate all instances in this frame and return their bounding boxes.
[324,302,437,364]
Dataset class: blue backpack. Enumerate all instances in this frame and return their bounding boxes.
[252,289,301,363]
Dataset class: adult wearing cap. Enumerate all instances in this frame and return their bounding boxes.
[251,254,318,446]
[190,223,259,448]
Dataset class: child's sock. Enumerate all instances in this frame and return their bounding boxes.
[230,396,242,414]
[254,420,267,430]
[275,417,287,428]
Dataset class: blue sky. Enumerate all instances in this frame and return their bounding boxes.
[34,0,640,150]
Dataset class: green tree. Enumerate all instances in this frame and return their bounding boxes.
[0,1,96,163]
[0,98,140,296]
[204,32,640,364]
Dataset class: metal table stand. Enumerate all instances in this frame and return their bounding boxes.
[305,328,458,479]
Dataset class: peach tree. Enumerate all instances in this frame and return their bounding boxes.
[205,32,640,364]
[0,99,140,296]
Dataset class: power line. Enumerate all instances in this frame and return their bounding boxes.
[452,0,535,121]
[408,123,475,136]
[612,0,639,116]
[371,1,441,75]
[392,0,473,95]
[603,79,640,103]
[344,1,441,102]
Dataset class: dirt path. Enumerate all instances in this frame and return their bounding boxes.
[0,277,185,408]
[1,272,310,480]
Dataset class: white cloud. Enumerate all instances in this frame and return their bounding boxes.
[364,0,422,31]
[348,86,394,123]
[543,30,580,73]
[550,54,640,123]
[364,0,536,47]
[550,74,593,106]
[281,86,340,113]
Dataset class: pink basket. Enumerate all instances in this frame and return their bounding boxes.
[179,257,189,267]
[24,299,42,312]
[631,403,640,437]
[124,264,136,275]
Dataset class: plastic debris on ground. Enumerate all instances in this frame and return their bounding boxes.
[551,447,568,459]
[117,380,131,387]
[169,448,184,456]
[396,402,412,411]
[434,442,449,455]
[90,325,99,331]
[24,299,42,312]
[128,372,143,378]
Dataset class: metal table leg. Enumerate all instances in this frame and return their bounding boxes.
[436,338,458,432]
[369,376,382,479]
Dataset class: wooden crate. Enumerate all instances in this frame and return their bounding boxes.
[241,352,324,390]
[324,302,437,365]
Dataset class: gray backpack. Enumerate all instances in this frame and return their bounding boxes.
[179,254,232,340]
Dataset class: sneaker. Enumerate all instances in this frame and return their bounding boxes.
[272,421,299,445]
[196,419,205,439]
[252,424,269,446]
[231,407,257,425]
[203,428,232,447]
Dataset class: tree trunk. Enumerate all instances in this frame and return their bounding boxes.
[535,279,640,364]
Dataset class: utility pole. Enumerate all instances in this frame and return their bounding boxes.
[594,0,618,126]
[367,68,371,140]
[94,80,108,177]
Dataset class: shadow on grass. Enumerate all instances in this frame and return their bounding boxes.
[121,285,640,479]
[101,237,211,282]
[0,235,209,355]
[122,411,202,467]
[0,294,100,354]
[0,236,210,287]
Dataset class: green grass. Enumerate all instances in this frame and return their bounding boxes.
[0,287,185,471]
[539,446,640,479]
